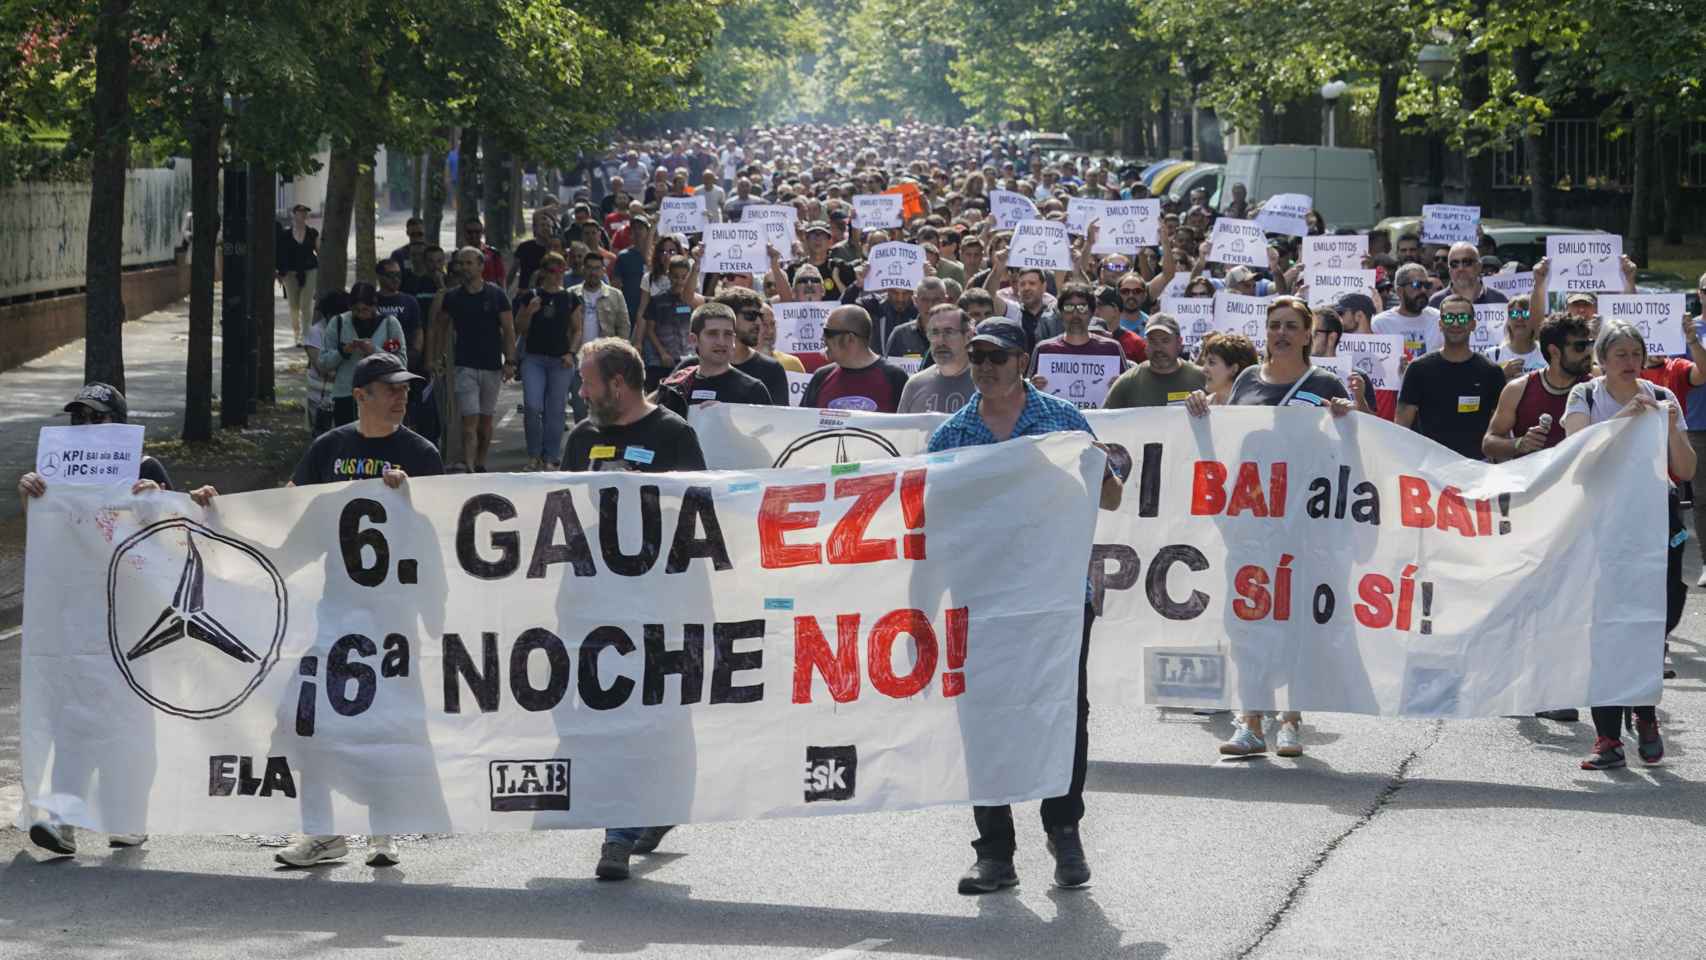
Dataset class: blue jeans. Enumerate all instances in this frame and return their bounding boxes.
[605,827,643,845]
[520,353,576,462]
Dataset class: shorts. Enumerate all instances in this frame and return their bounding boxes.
[454,366,502,417]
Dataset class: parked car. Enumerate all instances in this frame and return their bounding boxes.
[1167,163,1224,208]
[1017,131,1075,159]
[1224,145,1382,229]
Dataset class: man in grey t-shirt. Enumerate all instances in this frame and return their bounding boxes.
[898,304,975,413]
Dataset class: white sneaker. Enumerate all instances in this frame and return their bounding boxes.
[274,834,349,867]
[1695,569,1706,587]
[29,819,76,856]
[1218,723,1267,756]
[108,833,148,848]
[365,835,399,867]
[1275,722,1304,757]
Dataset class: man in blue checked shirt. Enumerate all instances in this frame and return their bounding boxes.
[927,317,1126,895]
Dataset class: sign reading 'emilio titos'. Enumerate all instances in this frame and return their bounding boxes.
[21,437,1104,834]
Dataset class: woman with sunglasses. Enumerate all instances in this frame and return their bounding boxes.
[1186,295,1353,759]
[1485,295,1545,378]
[633,233,687,328]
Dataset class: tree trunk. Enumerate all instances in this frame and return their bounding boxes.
[1376,67,1402,221]
[316,142,359,295]
[1658,124,1682,245]
[1512,45,1553,223]
[354,153,377,283]
[482,146,512,257]
[456,127,482,238]
[1159,89,1172,157]
[512,158,525,238]
[422,144,447,249]
[1460,22,1494,210]
[84,0,131,392]
[250,164,276,403]
[1628,105,1653,267]
[183,68,222,443]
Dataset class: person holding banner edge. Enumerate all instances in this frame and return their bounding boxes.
[927,317,1126,894]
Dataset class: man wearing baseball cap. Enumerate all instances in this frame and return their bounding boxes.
[1103,313,1206,408]
[927,317,1126,895]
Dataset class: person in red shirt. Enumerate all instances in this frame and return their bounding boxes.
[1092,285,1146,363]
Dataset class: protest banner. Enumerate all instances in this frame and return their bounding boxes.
[1546,234,1624,294]
[1091,200,1161,254]
[1305,269,1378,309]
[659,196,708,236]
[35,424,146,486]
[1421,204,1480,245]
[1212,291,1271,346]
[20,436,1106,834]
[692,403,1668,717]
[1207,219,1267,268]
[1484,272,1535,300]
[1162,296,1219,355]
[989,190,1040,230]
[773,301,838,356]
[1065,197,1104,236]
[866,242,926,292]
[851,194,904,230]
[740,204,800,251]
[1335,333,1404,390]
[784,370,813,406]
[1037,353,1121,409]
[1599,293,1687,356]
[1010,220,1073,272]
[703,223,769,275]
[1254,193,1311,237]
[1303,235,1368,273]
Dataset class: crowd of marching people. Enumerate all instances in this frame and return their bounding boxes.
[18,121,1706,893]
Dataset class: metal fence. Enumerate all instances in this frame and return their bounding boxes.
[1493,118,1706,191]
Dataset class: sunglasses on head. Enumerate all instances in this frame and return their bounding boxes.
[1441,311,1474,326]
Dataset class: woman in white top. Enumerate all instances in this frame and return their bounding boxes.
[1562,318,1696,771]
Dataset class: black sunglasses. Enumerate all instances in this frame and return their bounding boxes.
[968,349,1014,365]
[823,328,858,341]
[1567,338,1594,351]
[69,409,111,425]
[1447,258,1478,268]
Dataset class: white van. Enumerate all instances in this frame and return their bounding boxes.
[1223,145,1381,230]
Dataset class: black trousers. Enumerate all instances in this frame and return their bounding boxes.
[972,602,1093,859]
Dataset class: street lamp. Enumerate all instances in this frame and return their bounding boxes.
[1416,44,1455,205]
[1320,81,1347,147]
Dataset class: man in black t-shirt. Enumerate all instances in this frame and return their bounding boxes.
[1397,294,1507,460]
[656,303,772,417]
[717,287,790,405]
[429,246,517,472]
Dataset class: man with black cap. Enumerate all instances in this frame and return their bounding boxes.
[789,221,858,301]
[927,317,1125,895]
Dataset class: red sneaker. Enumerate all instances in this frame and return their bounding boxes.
[1580,737,1626,770]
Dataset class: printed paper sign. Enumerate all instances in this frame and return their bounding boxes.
[693,403,1672,718]
[1600,293,1686,356]
[866,242,926,292]
[989,189,1041,230]
[1470,304,1508,355]
[1065,197,1104,236]
[1546,234,1624,294]
[659,196,707,236]
[35,424,146,486]
[1092,200,1161,254]
[1311,354,1353,387]
[740,204,800,251]
[852,194,904,229]
[1207,218,1267,268]
[1335,333,1404,390]
[1303,235,1368,273]
[22,435,1104,833]
[784,370,813,406]
[1421,204,1481,245]
[1010,219,1073,272]
[1484,272,1535,299]
[1255,193,1312,237]
[891,356,924,376]
[703,223,769,275]
[1162,296,1219,354]
[1038,353,1121,409]
[1306,269,1378,309]
[773,300,838,356]
[1212,291,1271,346]
[1161,273,1191,300]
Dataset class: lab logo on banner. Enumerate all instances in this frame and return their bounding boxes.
[489,758,572,811]
[107,519,287,719]
[804,745,858,802]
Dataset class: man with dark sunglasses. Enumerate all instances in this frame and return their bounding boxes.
[1428,241,1508,310]
[1372,263,1445,420]
[1484,311,1594,463]
[926,317,1125,895]
[1396,293,1507,460]
[799,305,911,412]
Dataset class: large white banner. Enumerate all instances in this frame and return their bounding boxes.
[692,404,1668,716]
[21,437,1104,834]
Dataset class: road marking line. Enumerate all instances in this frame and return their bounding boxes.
[814,938,891,960]
[0,625,20,644]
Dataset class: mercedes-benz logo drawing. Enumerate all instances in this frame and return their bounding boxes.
[106,518,288,719]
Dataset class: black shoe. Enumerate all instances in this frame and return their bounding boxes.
[1046,826,1091,888]
[632,825,675,854]
[957,857,1018,894]
[1535,708,1580,722]
[595,840,633,880]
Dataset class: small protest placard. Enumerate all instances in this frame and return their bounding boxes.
[989,189,1041,230]
[1303,235,1368,273]
[703,223,769,274]
[1066,197,1104,236]
[891,355,924,376]
[773,300,838,355]
[1335,334,1404,390]
[1306,269,1378,309]
[784,370,813,407]
[1212,291,1271,345]
[1311,354,1353,387]
[1207,218,1267,268]
[740,203,800,251]
[1546,234,1624,294]
[1255,193,1312,237]
[1010,219,1074,272]
[852,193,904,229]
[36,423,146,486]
[1039,353,1121,409]
[867,242,926,292]
[1092,200,1161,254]
[1421,204,1480,245]
[1600,293,1686,356]
[1484,271,1534,299]
[1470,304,1508,355]
[659,196,707,236]
[1163,296,1220,354]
